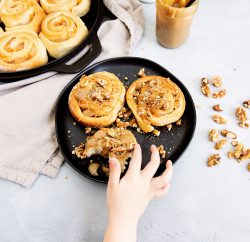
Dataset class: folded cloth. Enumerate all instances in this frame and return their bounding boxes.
[0,0,144,187]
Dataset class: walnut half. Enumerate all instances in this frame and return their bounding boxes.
[208,129,219,142]
[215,139,227,150]
[221,129,237,139]
[207,154,221,167]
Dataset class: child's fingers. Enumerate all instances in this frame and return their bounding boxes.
[150,184,170,200]
[108,158,121,189]
[141,145,160,179]
[126,144,142,176]
[149,160,173,190]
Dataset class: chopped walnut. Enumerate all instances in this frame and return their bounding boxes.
[236,107,249,128]
[166,124,172,131]
[85,127,92,134]
[212,115,227,124]
[208,129,220,142]
[176,119,182,126]
[228,151,234,159]
[247,163,250,172]
[221,129,237,139]
[107,128,116,138]
[124,77,128,80]
[212,89,226,98]
[157,145,166,159]
[213,104,223,112]
[201,78,210,97]
[153,129,161,136]
[231,141,238,146]
[215,139,227,150]
[207,154,221,167]
[97,79,106,86]
[138,68,145,77]
[230,143,250,162]
[72,143,85,158]
[243,100,250,109]
[211,76,222,87]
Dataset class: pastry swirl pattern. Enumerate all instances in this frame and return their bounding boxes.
[0,30,48,72]
[39,11,88,58]
[126,75,186,133]
[0,0,46,33]
[68,72,126,128]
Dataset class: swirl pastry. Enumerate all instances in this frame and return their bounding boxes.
[0,0,46,33]
[0,30,48,72]
[74,128,137,173]
[126,76,186,133]
[40,0,91,17]
[39,11,88,58]
[0,28,3,35]
[68,72,126,128]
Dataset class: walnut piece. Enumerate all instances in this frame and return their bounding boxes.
[212,76,223,87]
[157,145,166,159]
[243,100,250,109]
[213,104,223,112]
[236,107,249,128]
[212,89,226,98]
[247,163,250,172]
[221,129,237,139]
[207,154,221,167]
[229,143,250,162]
[215,139,227,150]
[201,78,210,97]
[85,127,92,134]
[208,129,220,142]
[176,119,182,126]
[138,68,145,77]
[153,129,161,136]
[231,141,238,146]
[212,115,227,124]
[166,124,172,131]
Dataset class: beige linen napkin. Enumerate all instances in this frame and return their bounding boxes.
[0,0,144,187]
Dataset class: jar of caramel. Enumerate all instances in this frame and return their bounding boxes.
[156,0,199,48]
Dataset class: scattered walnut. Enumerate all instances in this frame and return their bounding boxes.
[212,115,227,124]
[72,144,85,158]
[153,129,161,136]
[166,124,172,131]
[157,145,166,159]
[228,143,250,162]
[201,78,210,97]
[85,127,92,134]
[228,151,234,159]
[176,119,182,126]
[231,141,238,146]
[236,107,249,128]
[213,104,223,112]
[243,100,250,109]
[97,79,106,86]
[88,163,100,176]
[207,154,221,167]
[212,89,226,98]
[208,129,220,142]
[211,76,222,87]
[247,163,250,172]
[138,68,145,77]
[215,139,227,150]
[221,129,237,139]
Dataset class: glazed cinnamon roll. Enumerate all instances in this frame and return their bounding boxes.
[74,128,137,173]
[0,28,3,35]
[39,11,88,58]
[126,76,186,133]
[0,30,48,72]
[40,0,91,17]
[0,0,46,33]
[68,72,126,128]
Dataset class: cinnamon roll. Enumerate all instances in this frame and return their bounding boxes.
[0,28,3,35]
[39,11,88,58]
[74,128,137,173]
[0,30,48,72]
[126,76,186,133]
[68,72,126,128]
[40,0,91,17]
[0,0,46,33]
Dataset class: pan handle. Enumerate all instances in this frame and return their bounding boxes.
[50,35,102,73]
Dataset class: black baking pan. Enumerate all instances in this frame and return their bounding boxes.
[0,0,104,82]
[55,57,196,183]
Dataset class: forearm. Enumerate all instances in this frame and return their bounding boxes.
[103,216,137,242]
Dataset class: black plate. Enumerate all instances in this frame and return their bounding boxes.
[55,57,196,183]
[0,0,104,81]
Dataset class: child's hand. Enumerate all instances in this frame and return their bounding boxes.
[104,143,173,242]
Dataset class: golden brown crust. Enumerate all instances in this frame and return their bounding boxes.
[68,72,126,128]
[126,75,186,133]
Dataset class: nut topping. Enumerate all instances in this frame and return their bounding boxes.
[138,68,145,77]
[207,154,221,167]
[213,104,223,112]
[212,115,227,124]
[153,129,161,137]
[166,124,172,131]
[176,119,182,126]
[221,129,237,139]
[85,127,92,134]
